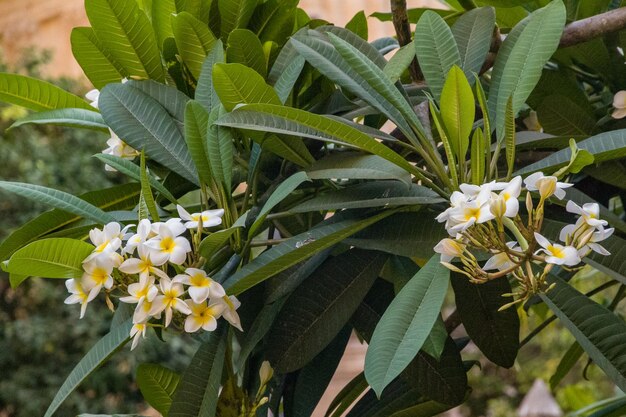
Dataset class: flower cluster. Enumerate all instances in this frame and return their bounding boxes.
[434,172,613,306]
[64,205,238,350]
[86,87,140,170]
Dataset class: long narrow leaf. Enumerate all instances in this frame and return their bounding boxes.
[0,73,94,111]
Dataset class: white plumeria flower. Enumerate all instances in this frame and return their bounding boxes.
[102,130,140,172]
[64,279,96,319]
[120,275,159,306]
[85,89,100,109]
[483,242,520,271]
[84,222,123,265]
[123,219,154,255]
[612,90,626,119]
[523,110,542,132]
[447,196,495,234]
[118,244,169,279]
[524,172,573,200]
[216,295,242,331]
[184,299,225,333]
[145,220,192,265]
[173,268,226,304]
[434,238,465,263]
[177,205,225,230]
[534,232,581,266]
[566,201,608,230]
[81,256,115,299]
[435,191,469,229]
[497,176,522,218]
[586,227,614,256]
[130,322,147,350]
[133,297,159,323]
[150,276,191,327]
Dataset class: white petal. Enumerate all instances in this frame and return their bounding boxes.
[202,316,218,332]
[185,316,202,333]
[189,286,210,304]
[176,205,193,221]
[533,232,550,249]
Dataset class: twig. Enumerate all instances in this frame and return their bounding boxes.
[559,7,626,48]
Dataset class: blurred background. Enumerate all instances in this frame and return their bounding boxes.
[0,1,619,416]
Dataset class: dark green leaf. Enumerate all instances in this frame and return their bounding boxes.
[226,29,267,77]
[549,341,583,390]
[10,108,109,132]
[267,249,387,372]
[71,27,126,89]
[136,364,180,416]
[451,7,495,81]
[172,11,218,79]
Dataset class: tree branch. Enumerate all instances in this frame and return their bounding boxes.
[390,0,422,82]
[560,7,626,48]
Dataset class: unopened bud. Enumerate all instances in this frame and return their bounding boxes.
[525,191,533,213]
[490,196,506,218]
[537,177,556,199]
[259,361,274,386]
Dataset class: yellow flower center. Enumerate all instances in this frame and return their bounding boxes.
[190,273,210,287]
[95,240,110,253]
[91,268,109,285]
[160,237,175,253]
[464,207,481,221]
[547,245,564,259]
[503,192,510,201]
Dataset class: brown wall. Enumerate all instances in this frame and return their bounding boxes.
[0,0,442,81]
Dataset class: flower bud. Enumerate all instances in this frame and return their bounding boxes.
[537,177,557,199]
[259,361,274,386]
[525,191,533,213]
[489,196,507,218]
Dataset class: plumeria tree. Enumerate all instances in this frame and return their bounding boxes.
[4,0,626,416]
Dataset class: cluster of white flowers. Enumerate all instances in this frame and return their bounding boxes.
[86,87,140,171]
[434,172,613,303]
[64,205,239,350]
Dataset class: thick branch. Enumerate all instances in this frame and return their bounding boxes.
[391,0,422,82]
[559,7,626,48]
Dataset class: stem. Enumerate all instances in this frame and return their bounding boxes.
[457,0,476,10]
[502,217,529,251]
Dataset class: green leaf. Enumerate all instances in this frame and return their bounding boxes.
[218,0,258,39]
[126,79,189,123]
[195,40,225,112]
[169,325,226,417]
[383,43,416,83]
[515,129,626,176]
[440,65,474,160]
[261,134,314,167]
[184,101,213,185]
[550,342,583,390]
[44,320,132,417]
[541,276,626,393]
[451,7,495,81]
[371,8,455,23]
[136,364,180,416]
[306,153,411,184]
[99,83,199,185]
[249,0,298,43]
[365,255,450,397]
[487,0,566,139]
[10,108,109,132]
[470,128,486,184]
[346,11,368,40]
[223,210,396,295]
[0,183,140,262]
[346,212,446,259]
[414,11,461,102]
[290,181,443,213]
[429,100,459,188]
[504,96,515,180]
[71,27,126,89]
[212,63,280,112]
[537,94,596,136]
[4,238,94,282]
[226,29,267,77]
[151,0,176,49]
[94,155,177,204]
[198,228,239,259]
[174,0,211,23]
[250,171,310,235]
[325,372,369,417]
[0,181,117,224]
[327,32,424,142]
[207,106,235,189]
[0,73,94,111]
[216,103,419,176]
[271,53,305,104]
[172,11,217,79]
[86,0,165,81]
[292,327,352,417]
[267,249,387,372]
[139,151,160,221]
[451,274,519,367]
